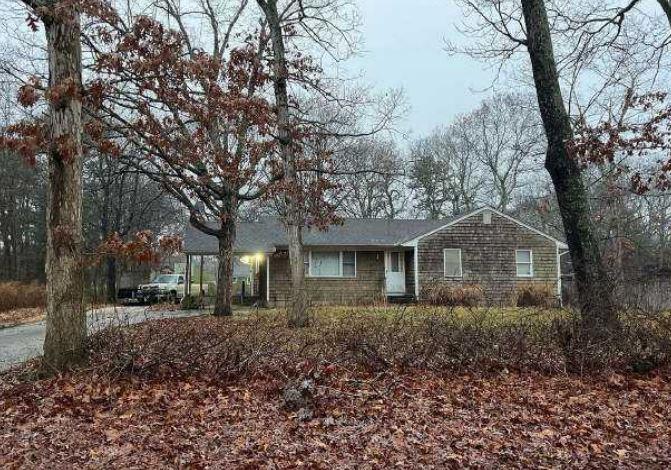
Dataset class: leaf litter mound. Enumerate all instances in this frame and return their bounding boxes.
[2,311,671,468]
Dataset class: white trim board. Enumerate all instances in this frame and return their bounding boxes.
[401,206,569,250]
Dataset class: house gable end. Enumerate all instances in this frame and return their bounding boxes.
[401,206,568,249]
[412,208,563,304]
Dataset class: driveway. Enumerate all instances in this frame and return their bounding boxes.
[0,306,207,372]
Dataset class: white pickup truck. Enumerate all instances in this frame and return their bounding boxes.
[135,274,189,304]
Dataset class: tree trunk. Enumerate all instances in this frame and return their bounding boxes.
[213,216,236,317]
[258,0,309,327]
[42,5,87,371]
[520,0,617,331]
[657,0,671,27]
[287,224,308,327]
[105,256,117,303]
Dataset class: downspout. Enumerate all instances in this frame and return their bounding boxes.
[556,244,561,307]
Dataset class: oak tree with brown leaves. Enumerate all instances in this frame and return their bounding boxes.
[87,9,283,316]
[84,1,337,317]
[1,0,89,371]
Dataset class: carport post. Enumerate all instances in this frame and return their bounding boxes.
[185,254,191,296]
[199,255,204,295]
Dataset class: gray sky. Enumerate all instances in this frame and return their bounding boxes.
[0,0,509,139]
[348,0,500,138]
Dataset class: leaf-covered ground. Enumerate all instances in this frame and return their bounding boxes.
[2,367,670,468]
[2,310,671,468]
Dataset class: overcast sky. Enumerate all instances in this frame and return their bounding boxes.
[347,0,502,139]
[0,0,514,139]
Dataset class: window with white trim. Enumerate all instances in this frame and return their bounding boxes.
[342,251,356,277]
[515,250,533,277]
[306,251,357,278]
[443,249,463,278]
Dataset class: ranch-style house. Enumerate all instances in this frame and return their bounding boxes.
[182,206,568,306]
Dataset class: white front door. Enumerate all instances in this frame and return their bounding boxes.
[385,251,406,295]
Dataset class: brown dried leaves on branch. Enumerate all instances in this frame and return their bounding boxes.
[572,91,671,194]
[96,230,182,265]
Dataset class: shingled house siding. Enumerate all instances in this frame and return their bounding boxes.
[416,213,559,305]
[404,249,415,295]
[268,251,386,306]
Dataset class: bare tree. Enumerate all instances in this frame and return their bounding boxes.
[409,126,482,218]
[255,0,310,326]
[451,0,627,330]
[458,93,544,211]
[255,0,371,327]
[83,150,179,302]
[335,138,407,219]
[519,0,618,329]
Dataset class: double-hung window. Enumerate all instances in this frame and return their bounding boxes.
[306,251,356,278]
[443,249,463,278]
[515,250,533,277]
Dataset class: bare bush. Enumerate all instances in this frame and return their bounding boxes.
[516,282,557,308]
[421,283,484,307]
[84,306,671,380]
[0,282,45,313]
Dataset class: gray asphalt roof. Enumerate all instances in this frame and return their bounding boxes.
[183,216,452,254]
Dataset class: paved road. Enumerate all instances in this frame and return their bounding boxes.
[0,306,207,372]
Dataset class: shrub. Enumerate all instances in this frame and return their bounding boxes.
[0,282,46,313]
[516,282,557,308]
[422,282,484,307]
[180,294,202,310]
[84,307,671,380]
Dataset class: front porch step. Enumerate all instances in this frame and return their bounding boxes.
[386,294,415,304]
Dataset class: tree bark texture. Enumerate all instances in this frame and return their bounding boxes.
[213,216,236,316]
[106,256,117,303]
[657,0,671,27]
[257,0,309,327]
[520,0,618,331]
[42,4,87,370]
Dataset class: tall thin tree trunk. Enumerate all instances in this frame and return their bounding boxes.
[520,0,617,331]
[286,223,308,326]
[213,216,236,317]
[258,0,309,327]
[106,256,117,303]
[657,0,671,27]
[42,5,87,370]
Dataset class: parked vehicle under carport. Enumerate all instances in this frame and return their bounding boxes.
[133,274,187,305]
